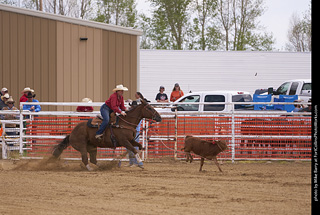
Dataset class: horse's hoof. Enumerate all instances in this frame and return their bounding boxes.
[138,162,144,169]
[86,164,94,171]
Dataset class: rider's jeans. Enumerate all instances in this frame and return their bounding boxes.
[96,104,113,135]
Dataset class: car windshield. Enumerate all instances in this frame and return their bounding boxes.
[302,83,311,90]
[175,95,200,111]
[232,94,253,110]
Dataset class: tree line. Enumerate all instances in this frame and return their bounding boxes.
[1,0,311,51]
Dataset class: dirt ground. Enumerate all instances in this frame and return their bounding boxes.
[0,158,311,215]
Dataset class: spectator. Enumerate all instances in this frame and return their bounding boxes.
[76,98,94,112]
[292,100,302,112]
[170,83,184,102]
[20,87,32,103]
[1,87,8,96]
[2,97,19,136]
[155,86,169,102]
[23,92,41,112]
[298,98,311,112]
[126,92,144,167]
[0,93,9,110]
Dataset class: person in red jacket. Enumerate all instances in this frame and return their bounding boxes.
[95,84,128,139]
[20,87,32,103]
[76,98,94,112]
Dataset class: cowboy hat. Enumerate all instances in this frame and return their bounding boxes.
[5,96,15,104]
[81,98,92,103]
[1,87,8,92]
[112,84,128,92]
[1,93,9,100]
[21,87,32,94]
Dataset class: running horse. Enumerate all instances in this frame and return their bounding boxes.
[52,98,161,171]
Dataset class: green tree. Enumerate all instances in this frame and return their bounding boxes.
[94,0,137,27]
[149,0,191,50]
[216,0,274,51]
[285,3,311,52]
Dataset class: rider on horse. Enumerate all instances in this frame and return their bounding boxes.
[95,84,128,139]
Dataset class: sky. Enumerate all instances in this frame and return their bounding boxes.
[136,0,311,51]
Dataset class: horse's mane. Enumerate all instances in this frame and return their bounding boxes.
[125,103,144,114]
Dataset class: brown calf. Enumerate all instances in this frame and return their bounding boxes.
[182,136,228,172]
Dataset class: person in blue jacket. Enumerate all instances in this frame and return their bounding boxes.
[23,92,41,112]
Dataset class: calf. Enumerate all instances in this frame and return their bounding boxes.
[182,136,228,172]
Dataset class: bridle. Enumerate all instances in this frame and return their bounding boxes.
[117,103,159,127]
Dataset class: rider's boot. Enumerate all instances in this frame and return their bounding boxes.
[95,134,103,139]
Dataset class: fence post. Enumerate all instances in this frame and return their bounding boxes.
[19,109,24,155]
[174,108,178,160]
[231,103,235,163]
[142,119,146,161]
[1,122,8,159]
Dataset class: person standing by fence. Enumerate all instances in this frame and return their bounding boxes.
[22,92,41,113]
[170,83,184,102]
[1,97,19,137]
[155,86,169,102]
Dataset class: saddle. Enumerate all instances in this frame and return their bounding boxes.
[87,113,117,128]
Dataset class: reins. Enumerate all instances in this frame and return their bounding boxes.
[117,103,158,128]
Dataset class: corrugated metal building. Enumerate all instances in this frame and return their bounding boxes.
[140,50,311,102]
[0,4,142,110]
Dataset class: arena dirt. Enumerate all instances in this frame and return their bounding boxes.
[0,159,311,215]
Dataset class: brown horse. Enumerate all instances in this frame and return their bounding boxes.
[52,99,161,171]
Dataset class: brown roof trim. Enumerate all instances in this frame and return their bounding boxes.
[0,3,143,36]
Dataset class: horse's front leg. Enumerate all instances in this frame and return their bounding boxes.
[122,140,144,169]
[130,139,144,150]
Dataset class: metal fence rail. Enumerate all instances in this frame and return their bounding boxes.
[0,102,312,161]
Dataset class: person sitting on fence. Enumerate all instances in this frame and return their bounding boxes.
[20,87,33,103]
[1,87,8,97]
[0,93,9,110]
[1,96,19,136]
[76,98,94,112]
[95,84,128,140]
[23,92,41,113]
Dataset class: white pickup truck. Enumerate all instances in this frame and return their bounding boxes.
[155,90,253,113]
[264,79,311,102]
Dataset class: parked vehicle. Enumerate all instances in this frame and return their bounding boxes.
[154,91,253,113]
[261,79,311,103]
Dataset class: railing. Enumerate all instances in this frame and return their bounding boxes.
[0,101,312,161]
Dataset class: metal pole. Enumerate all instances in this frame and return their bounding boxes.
[174,108,178,160]
[145,120,149,161]
[231,103,235,163]
[1,122,7,159]
[142,119,146,161]
[19,107,24,155]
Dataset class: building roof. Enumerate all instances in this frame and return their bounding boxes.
[0,3,143,36]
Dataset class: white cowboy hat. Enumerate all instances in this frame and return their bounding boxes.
[5,96,15,104]
[21,87,32,94]
[81,98,92,103]
[112,84,128,92]
[1,87,8,92]
[1,93,9,100]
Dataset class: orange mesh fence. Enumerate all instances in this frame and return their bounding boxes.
[146,115,311,161]
[24,116,127,159]
[22,114,311,161]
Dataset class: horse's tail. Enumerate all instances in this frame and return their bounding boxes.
[52,135,70,158]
